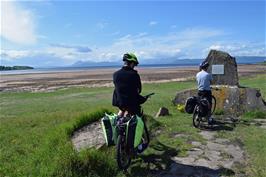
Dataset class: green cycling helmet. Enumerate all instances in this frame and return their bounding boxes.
[123,53,139,65]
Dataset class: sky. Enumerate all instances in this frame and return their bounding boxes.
[0,0,265,67]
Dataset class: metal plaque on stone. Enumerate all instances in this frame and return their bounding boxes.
[212,65,224,75]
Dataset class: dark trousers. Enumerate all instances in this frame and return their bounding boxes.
[198,90,212,117]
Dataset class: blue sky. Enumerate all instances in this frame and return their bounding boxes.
[1,0,265,67]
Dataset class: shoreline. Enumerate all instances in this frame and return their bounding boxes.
[0,64,265,92]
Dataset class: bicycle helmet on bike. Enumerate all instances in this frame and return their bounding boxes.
[123,53,139,65]
[199,61,209,69]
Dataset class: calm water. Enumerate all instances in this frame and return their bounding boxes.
[0,64,197,75]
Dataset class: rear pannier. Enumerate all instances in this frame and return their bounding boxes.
[126,115,144,149]
[101,114,118,146]
[185,96,198,114]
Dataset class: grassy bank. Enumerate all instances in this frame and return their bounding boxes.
[0,74,265,176]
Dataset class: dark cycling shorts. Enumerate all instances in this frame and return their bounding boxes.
[198,90,212,107]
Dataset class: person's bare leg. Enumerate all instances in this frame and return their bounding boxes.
[118,110,125,117]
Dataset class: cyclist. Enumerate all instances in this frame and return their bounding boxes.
[196,61,214,124]
[112,53,149,153]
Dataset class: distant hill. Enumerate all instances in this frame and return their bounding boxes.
[235,56,266,64]
[0,66,34,71]
[71,56,266,67]
[72,61,120,67]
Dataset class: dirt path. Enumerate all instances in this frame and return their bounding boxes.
[71,117,266,176]
[158,130,245,177]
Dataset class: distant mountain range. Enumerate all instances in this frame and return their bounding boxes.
[71,56,266,67]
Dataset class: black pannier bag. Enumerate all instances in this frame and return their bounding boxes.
[199,98,209,117]
[185,96,197,114]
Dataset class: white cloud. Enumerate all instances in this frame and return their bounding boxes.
[2,27,265,66]
[149,21,158,26]
[0,1,37,44]
[96,22,108,30]
[209,45,222,50]
[1,27,226,63]
[206,42,266,56]
[0,49,32,60]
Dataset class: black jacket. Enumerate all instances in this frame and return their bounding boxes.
[112,66,146,109]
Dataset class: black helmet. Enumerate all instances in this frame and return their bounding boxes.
[199,61,209,69]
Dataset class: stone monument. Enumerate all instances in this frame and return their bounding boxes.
[205,50,239,86]
[173,50,266,116]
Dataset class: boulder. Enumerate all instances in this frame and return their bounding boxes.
[205,50,239,86]
[156,107,170,117]
[173,86,266,116]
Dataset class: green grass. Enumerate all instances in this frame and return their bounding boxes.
[0,74,266,177]
[241,110,266,122]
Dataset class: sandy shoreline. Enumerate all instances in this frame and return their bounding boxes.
[0,64,265,92]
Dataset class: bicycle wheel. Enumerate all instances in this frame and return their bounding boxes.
[211,95,216,115]
[116,135,131,170]
[193,105,201,128]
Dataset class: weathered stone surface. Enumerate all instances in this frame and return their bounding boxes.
[205,50,239,86]
[172,88,197,105]
[158,122,246,176]
[191,141,202,147]
[173,86,266,116]
[156,107,170,117]
[71,121,105,151]
[199,131,216,140]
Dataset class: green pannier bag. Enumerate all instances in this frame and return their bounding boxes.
[126,115,144,149]
[101,113,118,146]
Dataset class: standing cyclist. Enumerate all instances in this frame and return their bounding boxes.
[112,53,148,153]
[196,61,214,124]
[112,53,147,117]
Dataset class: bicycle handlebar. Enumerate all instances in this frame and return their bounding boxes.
[144,92,155,98]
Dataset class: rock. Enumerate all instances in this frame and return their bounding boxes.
[172,89,197,105]
[71,120,105,151]
[205,50,239,86]
[172,156,195,165]
[199,131,216,140]
[173,86,266,116]
[207,142,226,151]
[156,107,170,117]
[215,138,230,144]
[191,141,202,147]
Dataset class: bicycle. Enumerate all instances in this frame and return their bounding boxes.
[116,93,154,170]
[192,89,217,128]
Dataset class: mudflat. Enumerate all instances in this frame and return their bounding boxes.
[0,64,265,92]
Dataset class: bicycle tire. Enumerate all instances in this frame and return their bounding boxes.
[142,116,150,144]
[211,95,216,115]
[116,135,131,170]
[193,105,201,128]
